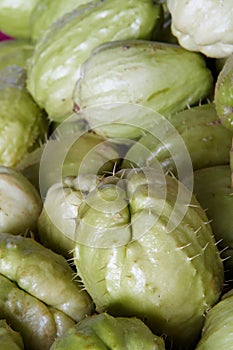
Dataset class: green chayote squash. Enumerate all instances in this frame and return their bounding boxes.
[215,53,233,130]
[0,42,49,167]
[196,289,233,349]
[50,312,166,350]
[30,0,91,42]
[74,40,213,139]
[17,115,123,195]
[26,0,161,122]
[0,319,24,350]
[0,233,94,323]
[73,167,224,349]
[0,0,40,39]
[0,273,74,350]
[194,165,233,276]
[39,119,122,195]
[122,104,233,173]
[16,115,89,191]
[0,166,42,235]
[38,175,99,258]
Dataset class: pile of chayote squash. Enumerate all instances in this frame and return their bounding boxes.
[0,1,233,349]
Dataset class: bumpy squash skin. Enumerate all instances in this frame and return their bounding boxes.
[196,290,233,349]
[73,168,224,349]
[122,104,233,173]
[26,0,161,122]
[194,165,233,276]
[74,40,213,124]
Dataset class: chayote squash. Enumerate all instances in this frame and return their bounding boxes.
[50,312,166,350]
[38,175,100,259]
[38,115,122,196]
[0,41,49,167]
[74,40,213,139]
[0,273,75,350]
[73,167,224,349]
[167,0,233,58]
[0,0,40,39]
[196,289,233,349]
[122,103,233,173]
[0,166,42,235]
[0,233,94,323]
[194,164,233,276]
[26,0,161,122]
[30,0,91,42]
[214,53,233,130]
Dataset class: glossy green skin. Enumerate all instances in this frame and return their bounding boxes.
[73,168,224,349]
[215,53,233,130]
[0,320,24,350]
[0,39,46,168]
[49,308,75,339]
[74,40,213,139]
[0,0,40,38]
[0,64,48,167]
[0,274,75,350]
[31,0,90,42]
[40,162,129,258]
[196,290,233,349]
[38,181,83,259]
[122,104,233,172]
[38,173,103,259]
[0,166,42,235]
[26,0,160,122]
[50,312,165,350]
[0,233,94,322]
[194,165,233,274]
